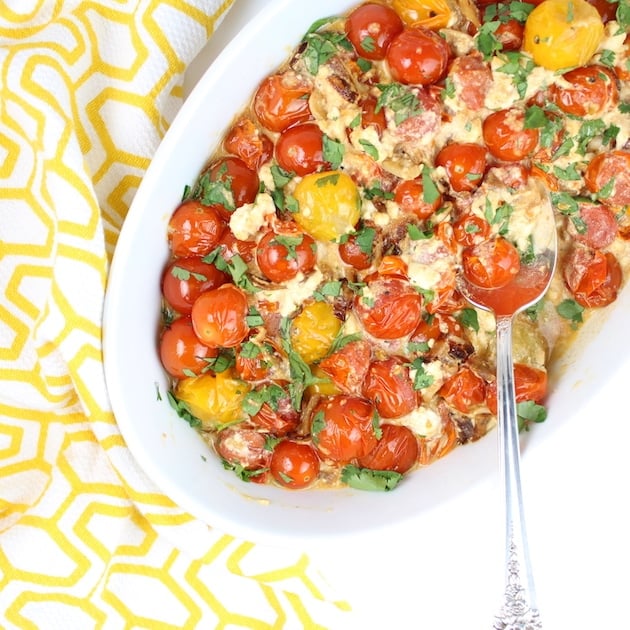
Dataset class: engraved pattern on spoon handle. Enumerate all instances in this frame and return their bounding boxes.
[493,316,542,630]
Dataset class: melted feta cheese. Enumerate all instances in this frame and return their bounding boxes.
[229,192,275,241]
[256,269,324,317]
[395,405,442,439]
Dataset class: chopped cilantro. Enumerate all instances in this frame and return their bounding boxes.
[422,166,441,205]
[203,249,259,293]
[409,358,435,390]
[359,138,379,161]
[556,298,584,325]
[517,400,547,431]
[375,82,424,125]
[301,26,352,75]
[341,465,403,491]
[323,135,345,169]
[458,308,480,332]
[170,266,207,282]
[222,460,268,482]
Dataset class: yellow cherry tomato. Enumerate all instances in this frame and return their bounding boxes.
[389,0,453,30]
[523,0,604,71]
[306,365,342,397]
[293,170,361,241]
[290,301,342,364]
[174,370,250,428]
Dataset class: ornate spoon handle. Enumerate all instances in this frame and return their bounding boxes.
[493,316,542,630]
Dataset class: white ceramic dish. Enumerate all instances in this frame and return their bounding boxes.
[103,0,630,548]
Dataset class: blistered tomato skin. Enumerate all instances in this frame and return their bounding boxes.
[311,395,379,463]
[275,123,328,176]
[435,143,487,193]
[162,256,229,315]
[191,284,250,348]
[270,440,320,489]
[253,72,312,133]
[255,226,316,283]
[362,357,420,419]
[523,0,604,70]
[357,424,419,474]
[386,27,450,85]
[584,150,630,208]
[482,109,539,162]
[159,316,217,379]
[345,3,404,60]
[290,301,342,364]
[462,237,522,289]
[206,156,259,212]
[549,66,619,117]
[168,200,226,258]
[223,116,273,171]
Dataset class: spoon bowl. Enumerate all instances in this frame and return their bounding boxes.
[458,179,556,629]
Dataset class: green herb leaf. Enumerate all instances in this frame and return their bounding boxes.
[375,82,424,125]
[167,391,201,428]
[222,459,268,482]
[409,358,435,390]
[421,166,441,205]
[517,400,547,431]
[323,135,345,169]
[458,308,480,332]
[556,298,584,325]
[359,138,379,161]
[341,465,403,491]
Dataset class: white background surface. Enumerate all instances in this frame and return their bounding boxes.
[184,3,630,628]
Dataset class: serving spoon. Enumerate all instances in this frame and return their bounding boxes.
[458,183,556,630]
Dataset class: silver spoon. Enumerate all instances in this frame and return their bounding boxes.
[458,181,556,630]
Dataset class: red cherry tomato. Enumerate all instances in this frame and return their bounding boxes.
[495,19,524,51]
[318,339,372,395]
[354,276,422,339]
[549,66,619,117]
[435,142,487,192]
[223,116,273,171]
[563,246,623,308]
[439,365,486,414]
[161,256,229,315]
[275,123,328,176]
[357,424,419,474]
[359,96,388,136]
[250,386,299,436]
[339,235,374,270]
[453,213,492,247]
[270,440,320,489]
[253,72,312,132]
[255,225,317,283]
[462,236,521,289]
[345,2,404,60]
[168,200,226,258]
[362,357,420,419]
[482,108,539,162]
[206,156,260,215]
[486,363,547,415]
[448,53,493,110]
[394,178,442,219]
[159,316,217,379]
[311,395,380,462]
[584,150,630,207]
[586,0,618,22]
[385,27,450,85]
[191,284,250,348]
[216,427,270,471]
[569,202,618,249]
[235,340,279,382]
[216,229,257,263]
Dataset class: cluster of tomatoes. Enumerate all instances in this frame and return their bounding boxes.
[158,0,629,489]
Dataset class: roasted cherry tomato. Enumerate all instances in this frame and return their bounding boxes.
[249,384,300,436]
[290,301,342,364]
[359,96,388,136]
[462,236,521,289]
[159,316,217,379]
[482,108,539,162]
[255,224,317,283]
[311,395,380,462]
[175,371,250,427]
[191,284,250,347]
[293,170,361,241]
[453,213,492,247]
[584,150,630,208]
[439,365,486,414]
[523,0,604,71]
[354,276,423,339]
[362,357,420,418]
[345,2,404,60]
[357,424,419,473]
[549,65,619,117]
[223,116,273,171]
[318,339,372,395]
[568,202,618,250]
[216,229,257,263]
[162,256,229,315]
[253,71,312,132]
[216,427,270,472]
[394,177,442,219]
[448,53,493,110]
[563,246,623,308]
[339,229,375,270]
[486,363,548,415]
[168,200,226,257]
[275,123,328,176]
[435,142,487,192]
[495,18,524,51]
[389,0,454,30]
[385,27,450,85]
[270,440,321,489]
[205,156,260,215]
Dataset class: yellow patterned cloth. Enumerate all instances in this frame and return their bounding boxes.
[0,1,350,627]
